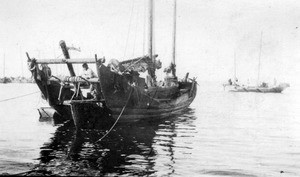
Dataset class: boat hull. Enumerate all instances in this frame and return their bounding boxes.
[225,85,288,93]
[110,91,196,122]
[28,57,197,127]
[99,65,197,122]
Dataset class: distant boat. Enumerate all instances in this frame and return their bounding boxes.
[0,53,9,84]
[225,83,290,93]
[0,77,9,83]
[27,0,197,129]
[223,32,289,93]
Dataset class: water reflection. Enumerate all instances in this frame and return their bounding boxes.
[38,108,196,176]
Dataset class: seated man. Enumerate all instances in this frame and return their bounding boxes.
[81,63,97,79]
[81,63,97,99]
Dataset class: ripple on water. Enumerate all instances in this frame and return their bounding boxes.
[1,84,300,176]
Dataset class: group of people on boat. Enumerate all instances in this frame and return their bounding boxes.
[80,59,178,91]
[225,77,282,90]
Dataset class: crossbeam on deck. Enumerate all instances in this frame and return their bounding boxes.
[49,77,99,83]
[63,99,105,105]
[34,58,102,64]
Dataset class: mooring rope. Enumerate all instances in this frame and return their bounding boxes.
[95,87,134,143]
[0,91,40,103]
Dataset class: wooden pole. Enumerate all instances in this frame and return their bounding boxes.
[148,0,153,63]
[95,54,104,100]
[34,58,99,64]
[143,1,146,55]
[147,0,156,85]
[20,46,23,77]
[3,53,5,78]
[59,40,76,76]
[257,31,263,86]
[234,51,236,79]
[171,0,177,77]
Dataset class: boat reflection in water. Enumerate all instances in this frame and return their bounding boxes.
[38,108,197,176]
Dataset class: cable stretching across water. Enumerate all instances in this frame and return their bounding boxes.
[0,91,40,102]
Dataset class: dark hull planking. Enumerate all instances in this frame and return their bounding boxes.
[99,65,197,122]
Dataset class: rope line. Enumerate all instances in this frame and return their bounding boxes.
[95,87,134,143]
[123,0,135,58]
[122,56,145,73]
[0,91,40,103]
[132,3,140,57]
[142,0,146,55]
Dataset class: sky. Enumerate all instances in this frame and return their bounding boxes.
[0,0,300,85]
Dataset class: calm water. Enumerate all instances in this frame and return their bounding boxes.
[0,83,300,176]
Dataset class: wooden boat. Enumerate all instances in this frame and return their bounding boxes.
[224,83,290,93]
[0,77,9,83]
[0,53,8,84]
[223,32,289,93]
[27,0,197,128]
[98,57,197,122]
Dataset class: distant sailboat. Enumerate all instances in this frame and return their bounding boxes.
[0,53,8,84]
[222,51,238,89]
[224,32,290,93]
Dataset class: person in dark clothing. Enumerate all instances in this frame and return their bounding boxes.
[228,79,232,85]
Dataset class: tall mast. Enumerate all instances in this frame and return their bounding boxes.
[234,51,236,79]
[3,53,5,78]
[148,0,153,62]
[143,0,147,55]
[171,0,177,77]
[148,0,156,84]
[20,46,23,77]
[257,31,263,86]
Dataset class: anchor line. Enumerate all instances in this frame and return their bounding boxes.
[95,87,134,143]
[0,91,40,102]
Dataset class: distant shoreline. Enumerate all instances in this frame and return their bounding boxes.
[0,77,34,83]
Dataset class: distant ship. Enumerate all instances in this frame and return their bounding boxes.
[223,32,289,93]
[0,53,8,84]
[224,81,290,93]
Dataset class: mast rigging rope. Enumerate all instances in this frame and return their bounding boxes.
[0,91,40,103]
[123,0,135,58]
[132,3,140,57]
